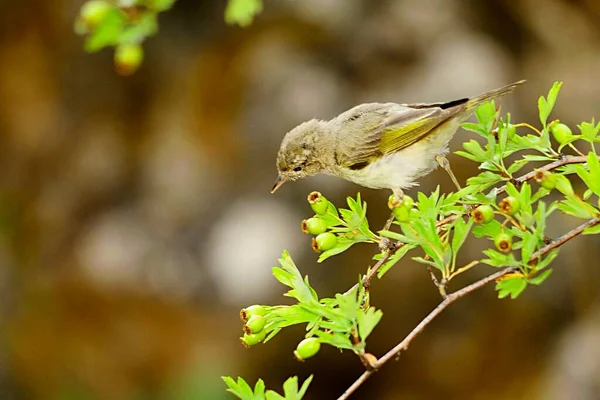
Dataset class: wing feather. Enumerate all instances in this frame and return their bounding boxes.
[335,103,462,168]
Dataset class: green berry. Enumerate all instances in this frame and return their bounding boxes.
[401,195,414,210]
[494,232,512,253]
[240,330,266,348]
[294,337,321,361]
[80,0,112,28]
[393,206,410,222]
[307,191,328,215]
[305,217,327,235]
[387,194,401,210]
[114,44,144,76]
[498,196,520,216]
[535,170,557,190]
[471,205,494,224]
[550,123,573,144]
[240,305,266,322]
[314,232,337,252]
[244,315,266,334]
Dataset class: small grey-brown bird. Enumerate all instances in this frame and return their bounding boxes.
[272,80,525,198]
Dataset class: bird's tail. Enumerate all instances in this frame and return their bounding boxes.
[465,80,526,112]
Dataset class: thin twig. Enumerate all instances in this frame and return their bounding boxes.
[497,155,587,195]
[529,218,600,263]
[338,267,516,400]
[339,217,599,400]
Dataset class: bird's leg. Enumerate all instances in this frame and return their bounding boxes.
[383,189,403,231]
[435,155,462,192]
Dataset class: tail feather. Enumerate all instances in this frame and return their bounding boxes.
[465,80,526,111]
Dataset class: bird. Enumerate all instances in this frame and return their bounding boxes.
[271,80,525,199]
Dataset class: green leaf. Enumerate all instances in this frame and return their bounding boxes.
[222,377,257,400]
[265,392,285,400]
[528,269,553,285]
[317,242,354,262]
[496,276,527,299]
[578,120,600,143]
[583,222,600,235]
[254,380,266,398]
[225,0,263,27]
[557,197,596,219]
[576,153,600,196]
[538,81,563,127]
[376,244,417,278]
[84,8,126,52]
[119,12,158,44]
[555,174,574,196]
[482,249,520,268]
[357,306,383,342]
[475,101,496,133]
[298,376,313,399]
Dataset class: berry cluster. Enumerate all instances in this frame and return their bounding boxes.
[302,192,337,252]
[75,0,174,75]
[238,305,321,361]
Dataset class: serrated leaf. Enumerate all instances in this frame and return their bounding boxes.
[376,244,417,278]
[357,307,383,341]
[496,276,527,299]
[528,269,553,285]
[317,242,354,262]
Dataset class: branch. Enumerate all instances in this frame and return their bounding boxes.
[338,217,599,400]
[497,155,587,195]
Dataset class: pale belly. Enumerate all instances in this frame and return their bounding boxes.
[332,120,460,190]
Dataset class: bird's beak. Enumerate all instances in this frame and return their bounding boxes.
[271,175,286,193]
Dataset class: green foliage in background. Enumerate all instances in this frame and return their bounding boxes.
[75,0,264,74]
[223,82,600,399]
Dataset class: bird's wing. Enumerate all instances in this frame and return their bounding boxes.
[335,102,465,169]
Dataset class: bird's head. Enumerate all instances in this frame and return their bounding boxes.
[272,119,327,193]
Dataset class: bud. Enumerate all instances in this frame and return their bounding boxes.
[307,191,328,215]
[80,0,112,29]
[387,195,401,210]
[392,205,410,222]
[240,330,266,348]
[534,170,557,190]
[471,205,494,224]
[294,337,321,361]
[244,315,266,334]
[240,305,266,322]
[401,195,414,210]
[313,232,337,252]
[498,196,520,216]
[304,217,327,235]
[550,123,573,144]
[114,43,144,76]
[494,232,512,253]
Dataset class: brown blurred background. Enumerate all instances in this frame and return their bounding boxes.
[1,0,600,399]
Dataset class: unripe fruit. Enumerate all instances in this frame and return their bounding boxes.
[114,43,144,76]
[401,195,414,210]
[241,330,266,348]
[313,232,337,252]
[387,194,401,210]
[550,123,573,144]
[498,196,520,216]
[304,217,327,235]
[534,170,556,190]
[240,305,266,322]
[494,232,512,253]
[471,205,494,224]
[294,337,321,361]
[80,0,112,28]
[307,191,328,215]
[244,315,266,334]
[393,205,410,222]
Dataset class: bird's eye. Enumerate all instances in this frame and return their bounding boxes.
[293,166,303,172]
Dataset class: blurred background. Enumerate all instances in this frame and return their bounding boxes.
[1,0,600,399]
